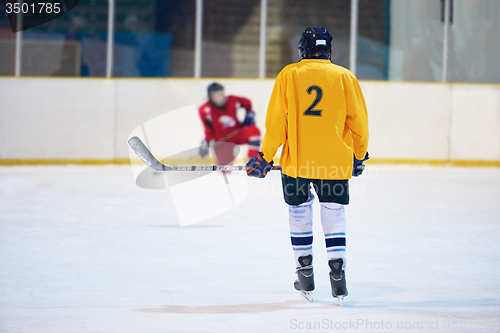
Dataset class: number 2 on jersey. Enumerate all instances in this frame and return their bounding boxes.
[303,85,323,117]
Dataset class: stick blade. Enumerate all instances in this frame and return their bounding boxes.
[128,136,169,171]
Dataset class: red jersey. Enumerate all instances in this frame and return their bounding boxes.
[198,95,252,142]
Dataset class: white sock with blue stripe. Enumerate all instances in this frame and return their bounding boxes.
[320,202,347,270]
[289,194,315,267]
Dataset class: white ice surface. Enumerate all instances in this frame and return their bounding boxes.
[1,165,499,333]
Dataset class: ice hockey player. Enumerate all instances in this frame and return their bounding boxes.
[198,82,261,165]
[246,27,369,305]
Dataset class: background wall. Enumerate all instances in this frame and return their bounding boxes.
[0,78,499,163]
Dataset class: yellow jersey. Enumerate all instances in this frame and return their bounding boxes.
[261,59,369,180]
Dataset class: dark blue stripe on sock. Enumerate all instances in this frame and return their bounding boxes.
[291,236,313,246]
[325,237,346,248]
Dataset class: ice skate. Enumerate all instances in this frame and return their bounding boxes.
[328,258,347,306]
[294,255,314,302]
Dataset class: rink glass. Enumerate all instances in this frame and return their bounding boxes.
[201,0,260,78]
[0,1,15,75]
[18,0,108,77]
[0,0,498,83]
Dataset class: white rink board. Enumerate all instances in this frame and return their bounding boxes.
[0,164,499,333]
[361,81,451,160]
[449,84,500,160]
[0,78,116,159]
[0,78,499,161]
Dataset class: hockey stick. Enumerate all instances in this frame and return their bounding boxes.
[128,136,281,172]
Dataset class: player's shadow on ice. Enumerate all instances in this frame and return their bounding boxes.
[134,299,339,314]
[135,298,500,314]
[149,225,224,228]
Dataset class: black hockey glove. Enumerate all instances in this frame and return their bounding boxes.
[199,139,210,158]
[352,152,369,177]
[246,152,273,178]
[242,110,256,127]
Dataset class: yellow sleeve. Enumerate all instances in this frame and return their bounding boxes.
[344,73,369,160]
[261,73,288,162]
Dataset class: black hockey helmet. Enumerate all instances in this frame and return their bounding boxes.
[298,27,332,60]
[207,82,224,97]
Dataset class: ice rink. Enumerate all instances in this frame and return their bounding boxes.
[1,164,499,333]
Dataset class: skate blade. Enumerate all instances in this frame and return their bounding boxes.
[300,291,313,302]
[337,296,344,307]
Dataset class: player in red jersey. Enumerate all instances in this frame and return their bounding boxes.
[198,82,261,165]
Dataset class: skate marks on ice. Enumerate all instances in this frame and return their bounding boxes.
[345,298,500,309]
[134,299,340,314]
